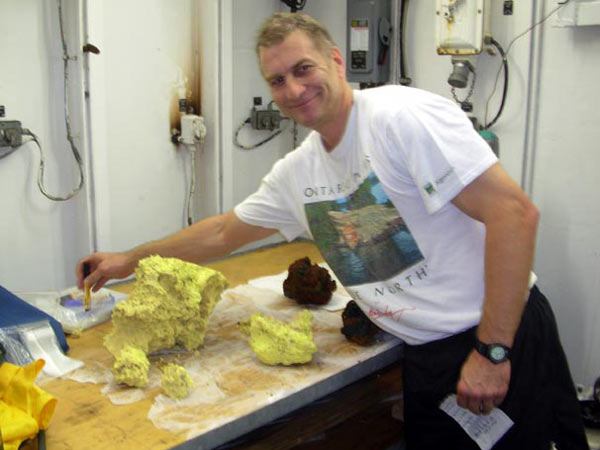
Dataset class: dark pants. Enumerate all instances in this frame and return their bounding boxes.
[402,286,589,450]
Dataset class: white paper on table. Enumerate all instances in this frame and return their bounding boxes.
[439,394,514,450]
[247,263,352,311]
[19,322,84,377]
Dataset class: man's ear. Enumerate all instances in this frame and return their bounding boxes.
[330,46,346,78]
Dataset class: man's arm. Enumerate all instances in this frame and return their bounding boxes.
[76,210,277,291]
[451,162,539,414]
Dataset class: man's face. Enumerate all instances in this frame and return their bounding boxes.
[259,30,345,131]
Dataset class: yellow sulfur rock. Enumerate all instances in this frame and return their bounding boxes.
[104,255,228,387]
[112,345,150,388]
[160,363,194,399]
[239,309,317,366]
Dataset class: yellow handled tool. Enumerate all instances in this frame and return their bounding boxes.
[83,262,91,311]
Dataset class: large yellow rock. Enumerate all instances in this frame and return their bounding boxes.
[239,310,317,366]
[104,255,228,386]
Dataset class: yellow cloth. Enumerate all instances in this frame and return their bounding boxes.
[0,360,57,450]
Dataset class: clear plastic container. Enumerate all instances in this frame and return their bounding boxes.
[15,288,126,334]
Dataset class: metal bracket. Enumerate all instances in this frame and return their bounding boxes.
[0,120,23,148]
[250,103,282,131]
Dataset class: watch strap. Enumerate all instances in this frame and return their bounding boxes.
[474,338,511,364]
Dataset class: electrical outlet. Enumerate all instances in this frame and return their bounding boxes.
[503,0,514,15]
[250,105,282,131]
[180,114,206,145]
[0,120,23,148]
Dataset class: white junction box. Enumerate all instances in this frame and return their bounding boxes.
[180,114,207,145]
[555,0,600,27]
[436,0,489,55]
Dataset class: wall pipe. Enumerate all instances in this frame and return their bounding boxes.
[82,0,98,255]
[521,0,545,196]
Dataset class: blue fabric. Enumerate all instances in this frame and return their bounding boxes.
[0,285,69,353]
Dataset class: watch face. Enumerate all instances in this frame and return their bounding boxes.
[489,345,507,362]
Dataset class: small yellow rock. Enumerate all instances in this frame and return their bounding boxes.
[160,363,195,399]
[112,345,150,388]
[239,310,317,366]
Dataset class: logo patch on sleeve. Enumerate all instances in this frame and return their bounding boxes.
[424,182,437,195]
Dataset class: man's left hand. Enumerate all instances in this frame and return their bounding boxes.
[456,350,510,415]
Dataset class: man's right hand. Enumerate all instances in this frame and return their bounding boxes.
[76,252,137,292]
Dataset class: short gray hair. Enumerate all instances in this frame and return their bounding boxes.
[255,12,335,56]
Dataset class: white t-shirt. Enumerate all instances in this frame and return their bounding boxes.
[235,86,498,345]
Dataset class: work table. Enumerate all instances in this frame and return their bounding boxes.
[40,241,404,450]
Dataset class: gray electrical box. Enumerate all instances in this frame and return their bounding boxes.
[0,120,23,148]
[346,0,392,85]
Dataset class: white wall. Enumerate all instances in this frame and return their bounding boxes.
[532,6,600,387]
[229,0,288,210]
[0,0,89,291]
[88,0,201,253]
[0,0,213,291]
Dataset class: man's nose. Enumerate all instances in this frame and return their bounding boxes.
[285,76,305,100]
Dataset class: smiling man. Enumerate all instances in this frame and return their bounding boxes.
[78,12,589,450]
[258,27,352,149]
[244,13,589,449]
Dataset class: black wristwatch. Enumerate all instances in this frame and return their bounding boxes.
[474,338,511,364]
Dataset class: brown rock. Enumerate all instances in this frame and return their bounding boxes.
[341,300,380,346]
[283,257,336,305]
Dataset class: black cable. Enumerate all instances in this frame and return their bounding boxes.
[484,37,508,130]
[55,0,85,200]
[233,118,290,150]
[484,0,570,127]
[399,0,412,85]
[399,0,406,79]
[22,130,73,201]
[38,429,47,450]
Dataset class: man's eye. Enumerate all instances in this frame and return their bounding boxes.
[271,76,284,87]
[297,65,311,73]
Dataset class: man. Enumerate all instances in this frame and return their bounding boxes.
[78,12,588,449]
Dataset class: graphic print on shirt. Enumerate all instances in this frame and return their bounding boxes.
[305,172,423,287]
